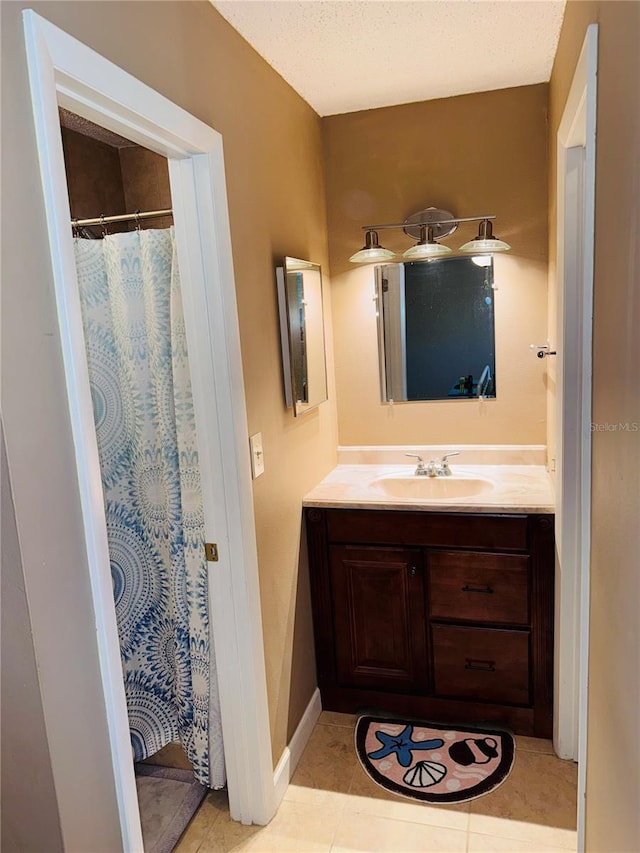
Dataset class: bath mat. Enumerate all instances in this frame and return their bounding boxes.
[355,715,515,804]
[134,764,208,853]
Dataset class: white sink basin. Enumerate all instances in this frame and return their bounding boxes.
[371,475,494,500]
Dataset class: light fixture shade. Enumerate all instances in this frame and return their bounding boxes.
[459,237,511,254]
[402,223,452,259]
[459,219,510,254]
[403,241,452,259]
[349,246,397,263]
[349,229,396,263]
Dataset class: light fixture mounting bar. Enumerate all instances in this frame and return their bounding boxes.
[361,215,496,231]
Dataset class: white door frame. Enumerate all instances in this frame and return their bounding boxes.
[23,10,275,849]
[554,23,597,850]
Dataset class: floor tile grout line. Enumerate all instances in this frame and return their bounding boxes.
[466,827,577,851]
[330,806,470,849]
[371,809,469,833]
[328,805,346,853]
[345,803,472,834]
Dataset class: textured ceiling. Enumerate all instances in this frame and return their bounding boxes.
[211,0,566,116]
[59,108,136,148]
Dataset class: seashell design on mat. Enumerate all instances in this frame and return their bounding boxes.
[403,760,447,788]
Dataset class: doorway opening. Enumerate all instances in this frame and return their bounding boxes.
[59,108,223,845]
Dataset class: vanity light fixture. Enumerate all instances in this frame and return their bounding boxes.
[349,207,510,263]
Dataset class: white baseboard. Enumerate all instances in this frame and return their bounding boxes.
[272,688,322,807]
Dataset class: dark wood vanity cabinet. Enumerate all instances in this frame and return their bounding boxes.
[305,507,555,738]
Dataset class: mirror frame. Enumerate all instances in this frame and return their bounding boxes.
[276,256,328,417]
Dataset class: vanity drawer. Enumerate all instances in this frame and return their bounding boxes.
[432,625,530,705]
[428,551,529,625]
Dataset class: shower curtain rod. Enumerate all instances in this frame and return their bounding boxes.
[71,208,173,227]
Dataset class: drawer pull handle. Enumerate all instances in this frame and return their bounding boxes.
[461,584,494,595]
[464,658,496,672]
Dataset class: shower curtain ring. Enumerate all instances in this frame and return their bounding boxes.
[72,217,79,237]
[135,209,142,232]
[100,214,109,237]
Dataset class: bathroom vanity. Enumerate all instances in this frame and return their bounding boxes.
[304,464,555,738]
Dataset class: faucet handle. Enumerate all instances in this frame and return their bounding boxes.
[439,451,460,475]
[406,453,428,475]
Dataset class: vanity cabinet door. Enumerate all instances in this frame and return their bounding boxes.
[329,545,428,693]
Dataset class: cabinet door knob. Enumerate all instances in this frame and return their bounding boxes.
[409,565,417,577]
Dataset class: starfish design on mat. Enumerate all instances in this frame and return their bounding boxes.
[367,725,444,767]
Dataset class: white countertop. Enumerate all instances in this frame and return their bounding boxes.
[303,464,555,514]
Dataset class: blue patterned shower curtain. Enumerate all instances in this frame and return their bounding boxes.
[74,228,225,788]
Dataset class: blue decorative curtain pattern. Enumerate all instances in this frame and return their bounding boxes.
[74,228,225,788]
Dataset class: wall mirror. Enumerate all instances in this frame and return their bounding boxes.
[277,257,328,416]
[375,256,496,402]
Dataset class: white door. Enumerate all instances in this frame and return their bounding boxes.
[554,24,597,852]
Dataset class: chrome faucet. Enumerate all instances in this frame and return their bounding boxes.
[406,451,460,477]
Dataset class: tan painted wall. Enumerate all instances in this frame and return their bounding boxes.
[323,85,549,447]
[549,2,640,850]
[1,0,336,844]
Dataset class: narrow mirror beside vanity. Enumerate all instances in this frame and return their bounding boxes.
[277,256,328,416]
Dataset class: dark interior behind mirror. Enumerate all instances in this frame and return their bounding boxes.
[277,257,328,416]
[375,257,496,402]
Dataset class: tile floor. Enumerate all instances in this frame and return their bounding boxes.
[175,712,578,853]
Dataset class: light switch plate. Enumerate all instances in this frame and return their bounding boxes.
[249,432,265,479]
